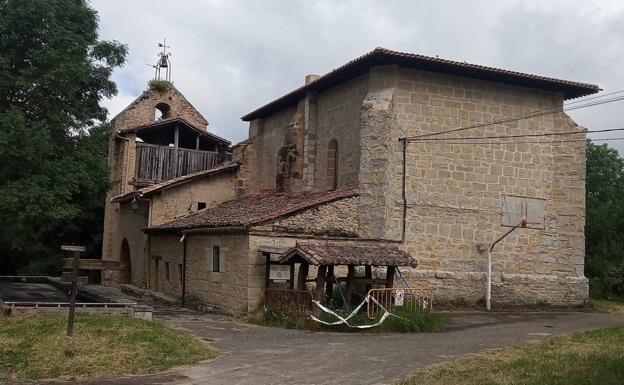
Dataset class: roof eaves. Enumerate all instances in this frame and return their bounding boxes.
[241,47,600,121]
[117,117,231,145]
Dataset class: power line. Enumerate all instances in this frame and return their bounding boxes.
[403,94,624,142]
[563,89,624,106]
[407,136,624,145]
[406,127,624,142]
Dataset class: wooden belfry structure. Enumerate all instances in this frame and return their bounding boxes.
[275,243,417,305]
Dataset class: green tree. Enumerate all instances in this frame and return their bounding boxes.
[0,0,127,274]
[585,140,624,298]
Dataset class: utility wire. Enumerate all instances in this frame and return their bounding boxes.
[403,94,624,142]
[408,136,624,145]
[563,89,624,106]
[406,127,624,142]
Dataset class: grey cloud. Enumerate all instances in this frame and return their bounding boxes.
[93,0,624,152]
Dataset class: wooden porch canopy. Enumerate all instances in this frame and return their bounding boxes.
[278,243,417,305]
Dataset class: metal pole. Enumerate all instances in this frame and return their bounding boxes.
[67,250,79,337]
[486,220,525,311]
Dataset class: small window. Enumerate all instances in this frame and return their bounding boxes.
[197,202,207,210]
[165,262,170,281]
[178,264,183,285]
[212,246,220,272]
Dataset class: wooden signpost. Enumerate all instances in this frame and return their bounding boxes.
[61,245,85,337]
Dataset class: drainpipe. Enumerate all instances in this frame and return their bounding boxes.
[486,219,526,311]
[399,138,408,243]
[180,233,187,306]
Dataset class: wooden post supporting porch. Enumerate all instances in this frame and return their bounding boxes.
[325,265,334,301]
[344,265,355,306]
[297,262,309,291]
[386,266,396,288]
[315,265,327,302]
[364,265,373,294]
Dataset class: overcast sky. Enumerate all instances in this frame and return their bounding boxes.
[91,0,624,153]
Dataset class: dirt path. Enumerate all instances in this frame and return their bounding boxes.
[61,309,624,385]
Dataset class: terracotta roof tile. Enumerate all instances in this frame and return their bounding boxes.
[242,47,600,121]
[147,188,358,232]
[279,243,418,267]
[111,163,238,203]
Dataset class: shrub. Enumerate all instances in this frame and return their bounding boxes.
[148,79,172,92]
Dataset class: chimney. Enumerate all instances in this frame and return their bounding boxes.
[305,74,320,85]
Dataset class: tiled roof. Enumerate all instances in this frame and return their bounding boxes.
[241,47,600,121]
[146,188,358,232]
[111,163,238,203]
[279,243,418,267]
[118,117,231,145]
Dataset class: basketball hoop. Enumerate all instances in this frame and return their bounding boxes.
[487,195,546,311]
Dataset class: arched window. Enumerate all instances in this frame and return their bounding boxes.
[327,139,339,190]
[154,102,171,120]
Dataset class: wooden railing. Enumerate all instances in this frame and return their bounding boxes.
[135,143,222,185]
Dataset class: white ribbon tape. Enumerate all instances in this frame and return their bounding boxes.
[310,295,395,329]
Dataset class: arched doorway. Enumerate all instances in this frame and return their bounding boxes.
[119,239,132,284]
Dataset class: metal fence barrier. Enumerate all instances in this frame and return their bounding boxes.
[264,288,314,317]
[4,301,136,309]
[366,288,434,320]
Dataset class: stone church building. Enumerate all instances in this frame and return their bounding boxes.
[102,48,599,315]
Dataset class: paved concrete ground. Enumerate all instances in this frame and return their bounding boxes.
[0,282,68,303]
[67,309,624,385]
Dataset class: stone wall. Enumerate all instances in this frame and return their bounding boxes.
[103,84,211,276]
[358,84,400,240]
[362,65,588,305]
[263,196,360,237]
[244,74,369,193]
[313,74,370,189]
[102,201,149,288]
[184,234,251,315]
[249,106,298,190]
[150,172,237,226]
[102,132,136,264]
[148,233,183,298]
[112,86,208,131]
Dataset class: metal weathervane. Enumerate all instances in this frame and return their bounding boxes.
[149,38,172,81]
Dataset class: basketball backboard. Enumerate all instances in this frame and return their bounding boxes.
[501,195,545,229]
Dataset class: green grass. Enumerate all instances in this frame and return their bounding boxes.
[148,79,172,92]
[250,306,445,333]
[396,326,624,385]
[0,314,217,382]
[590,299,624,314]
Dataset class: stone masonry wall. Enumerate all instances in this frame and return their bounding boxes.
[103,85,211,279]
[362,65,588,306]
[245,74,369,193]
[148,233,183,298]
[314,74,370,189]
[264,196,359,237]
[184,234,250,315]
[102,201,149,288]
[113,86,209,130]
[149,172,237,226]
[249,105,298,191]
[358,85,400,240]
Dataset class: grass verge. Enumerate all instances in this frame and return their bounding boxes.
[0,314,217,382]
[396,325,624,385]
[589,299,624,314]
[250,307,445,333]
